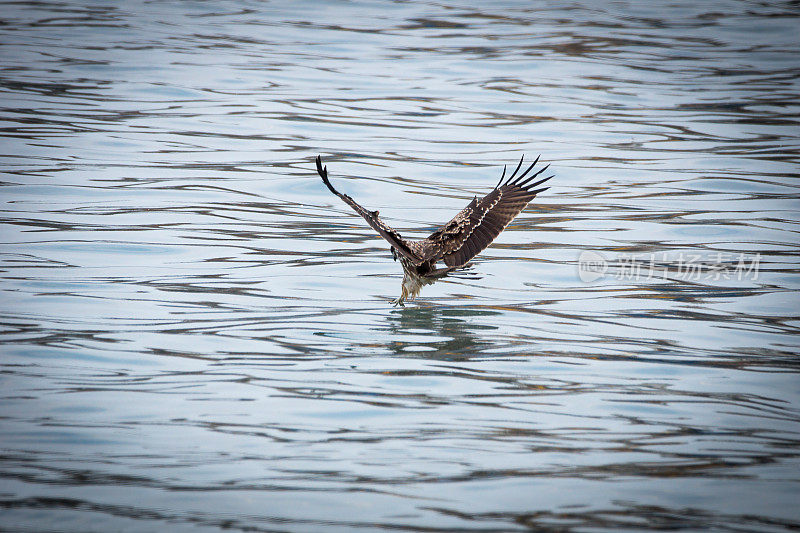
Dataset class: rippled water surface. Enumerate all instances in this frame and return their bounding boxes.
[2,1,800,531]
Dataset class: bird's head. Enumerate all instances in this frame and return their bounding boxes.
[391,247,398,261]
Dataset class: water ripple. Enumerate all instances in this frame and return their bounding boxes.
[1,0,800,531]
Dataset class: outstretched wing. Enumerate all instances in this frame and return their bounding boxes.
[423,155,553,268]
[316,156,423,266]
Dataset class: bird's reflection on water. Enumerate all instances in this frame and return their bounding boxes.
[379,303,501,359]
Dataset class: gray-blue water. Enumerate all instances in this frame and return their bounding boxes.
[1,1,799,531]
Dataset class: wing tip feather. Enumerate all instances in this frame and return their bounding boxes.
[516,169,553,191]
[498,154,551,189]
[316,155,339,195]
[503,154,525,187]
[507,154,541,187]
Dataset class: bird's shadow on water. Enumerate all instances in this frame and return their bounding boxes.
[377,304,502,359]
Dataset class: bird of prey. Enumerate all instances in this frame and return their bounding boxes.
[316,155,553,306]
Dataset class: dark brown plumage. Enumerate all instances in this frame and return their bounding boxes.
[316,155,553,305]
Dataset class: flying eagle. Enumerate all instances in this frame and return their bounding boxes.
[316,155,553,306]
